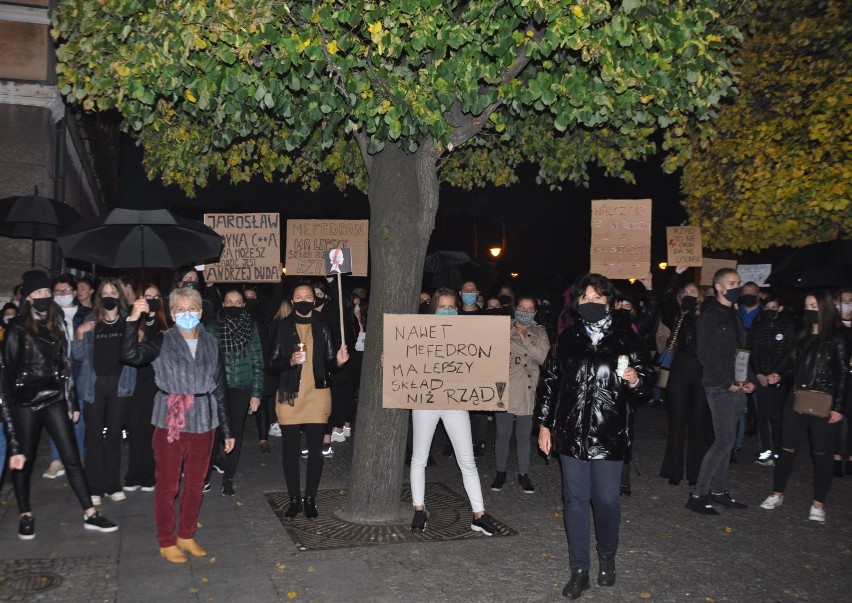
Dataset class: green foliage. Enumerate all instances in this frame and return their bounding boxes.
[681,0,851,252]
[54,0,752,194]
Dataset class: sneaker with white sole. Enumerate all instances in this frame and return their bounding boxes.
[268,423,282,437]
[42,460,65,479]
[107,491,127,502]
[471,513,499,536]
[330,431,346,443]
[300,448,309,458]
[322,445,334,458]
[760,494,784,510]
[90,495,103,506]
[140,485,156,492]
[123,484,140,492]
[342,425,352,438]
[18,515,35,540]
[84,511,118,533]
[808,505,826,522]
[755,450,775,467]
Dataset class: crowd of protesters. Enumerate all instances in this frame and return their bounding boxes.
[1,263,849,600]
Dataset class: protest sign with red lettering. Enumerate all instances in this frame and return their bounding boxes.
[590,199,652,279]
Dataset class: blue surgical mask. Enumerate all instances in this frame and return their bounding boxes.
[460,292,478,306]
[436,309,458,316]
[175,311,201,331]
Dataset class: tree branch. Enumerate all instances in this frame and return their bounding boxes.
[355,128,373,174]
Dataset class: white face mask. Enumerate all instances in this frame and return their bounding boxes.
[54,294,75,307]
[3,315,13,324]
[839,302,852,318]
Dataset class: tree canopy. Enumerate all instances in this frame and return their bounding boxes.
[54,0,751,194]
[681,0,851,252]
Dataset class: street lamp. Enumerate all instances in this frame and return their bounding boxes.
[489,246,502,258]
[510,272,519,278]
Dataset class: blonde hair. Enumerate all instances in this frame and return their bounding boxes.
[274,299,293,320]
[169,287,202,311]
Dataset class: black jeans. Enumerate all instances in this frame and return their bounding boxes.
[329,378,356,429]
[220,387,251,481]
[84,374,130,496]
[281,423,325,498]
[125,423,155,488]
[659,355,712,483]
[253,394,272,441]
[13,401,93,513]
[773,396,838,503]
[755,383,788,455]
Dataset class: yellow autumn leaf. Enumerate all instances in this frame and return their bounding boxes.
[572,6,584,19]
[194,35,207,50]
[368,21,382,35]
[307,566,316,573]
[201,577,208,583]
[287,592,298,599]
[725,526,733,533]
[640,593,652,599]
[326,40,338,55]
[184,89,197,103]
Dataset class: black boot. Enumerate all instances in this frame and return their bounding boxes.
[284,496,302,518]
[303,496,318,519]
[562,569,590,599]
[597,555,616,586]
[834,459,844,478]
[490,471,507,491]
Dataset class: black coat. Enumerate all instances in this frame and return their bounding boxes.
[266,315,340,391]
[0,354,21,456]
[697,298,752,389]
[747,310,795,377]
[536,317,653,460]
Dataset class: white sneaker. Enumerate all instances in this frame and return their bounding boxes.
[269,423,282,437]
[342,425,352,438]
[90,495,103,506]
[760,494,784,510]
[107,491,127,502]
[808,505,826,522]
[42,460,65,479]
[123,485,140,492]
[331,431,346,443]
[140,485,156,492]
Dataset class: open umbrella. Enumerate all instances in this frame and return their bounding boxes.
[424,251,498,289]
[58,208,223,272]
[0,188,82,267]
[766,239,852,288]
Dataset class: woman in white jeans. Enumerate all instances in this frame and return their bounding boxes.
[409,288,498,536]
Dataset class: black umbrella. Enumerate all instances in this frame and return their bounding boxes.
[424,251,498,289]
[0,188,82,267]
[767,239,852,288]
[58,208,223,272]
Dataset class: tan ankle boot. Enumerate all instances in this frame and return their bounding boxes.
[160,545,187,563]
[176,537,207,557]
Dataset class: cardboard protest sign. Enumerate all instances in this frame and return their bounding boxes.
[700,258,738,286]
[737,264,772,288]
[383,314,510,411]
[285,219,369,277]
[590,199,652,279]
[324,247,353,275]
[202,213,280,282]
[666,227,703,267]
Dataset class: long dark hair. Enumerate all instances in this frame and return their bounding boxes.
[136,281,169,337]
[21,299,64,341]
[91,277,127,324]
[798,290,840,346]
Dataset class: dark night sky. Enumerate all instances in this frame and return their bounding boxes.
[119,134,784,295]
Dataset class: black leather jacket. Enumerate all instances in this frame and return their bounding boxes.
[748,310,795,377]
[535,317,653,460]
[2,318,75,411]
[266,315,339,389]
[0,354,21,456]
[793,331,848,414]
[120,320,232,439]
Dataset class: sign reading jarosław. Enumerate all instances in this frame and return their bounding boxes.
[203,213,281,282]
[285,219,369,277]
[666,226,703,267]
[590,199,652,279]
[700,258,738,286]
[382,314,510,411]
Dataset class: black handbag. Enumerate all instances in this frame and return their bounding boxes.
[15,372,65,408]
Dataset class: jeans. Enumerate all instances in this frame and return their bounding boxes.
[220,387,251,481]
[773,395,838,503]
[50,412,85,461]
[695,387,746,496]
[494,413,533,474]
[411,409,484,513]
[560,455,623,572]
[152,427,214,547]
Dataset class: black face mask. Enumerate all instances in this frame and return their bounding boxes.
[486,308,503,315]
[222,306,243,318]
[578,302,608,324]
[497,294,512,306]
[101,297,119,311]
[293,301,314,316]
[805,309,819,325]
[31,297,54,313]
[612,308,632,323]
[181,280,199,291]
[245,298,259,308]
[680,295,698,312]
[314,297,326,308]
[418,300,431,314]
[740,294,758,308]
[763,309,778,321]
[147,299,161,314]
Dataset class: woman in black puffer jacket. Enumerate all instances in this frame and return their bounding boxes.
[759,290,848,522]
[536,273,652,599]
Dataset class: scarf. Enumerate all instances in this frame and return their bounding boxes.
[275,314,315,405]
[218,310,253,359]
[166,394,194,442]
[583,314,612,346]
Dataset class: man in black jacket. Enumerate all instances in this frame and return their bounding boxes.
[686,268,755,515]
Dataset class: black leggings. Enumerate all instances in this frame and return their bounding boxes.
[281,423,324,498]
[13,401,93,513]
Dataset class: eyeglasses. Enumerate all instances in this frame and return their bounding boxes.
[144,295,161,300]
[53,288,74,295]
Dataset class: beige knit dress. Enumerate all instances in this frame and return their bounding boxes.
[275,322,332,425]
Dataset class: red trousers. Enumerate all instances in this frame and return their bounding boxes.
[152,427,215,547]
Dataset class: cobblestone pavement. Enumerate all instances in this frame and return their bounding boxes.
[1,405,849,602]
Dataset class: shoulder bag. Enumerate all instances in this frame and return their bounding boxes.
[792,389,832,419]
[657,312,686,389]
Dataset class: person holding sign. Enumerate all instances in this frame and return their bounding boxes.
[491,296,550,494]
[266,282,349,520]
[409,288,500,537]
[536,273,652,599]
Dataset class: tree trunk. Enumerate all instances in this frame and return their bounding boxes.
[341,142,439,523]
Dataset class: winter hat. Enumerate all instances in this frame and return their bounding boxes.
[21,270,52,300]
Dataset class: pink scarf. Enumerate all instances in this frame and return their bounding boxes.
[166,393,195,442]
